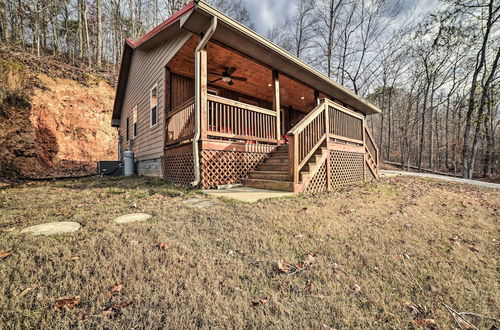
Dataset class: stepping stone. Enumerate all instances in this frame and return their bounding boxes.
[193,201,216,209]
[182,198,203,204]
[114,213,152,224]
[21,222,81,236]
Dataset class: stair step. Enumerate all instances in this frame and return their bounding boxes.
[258,164,289,171]
[276,145,289,150]
[270,154,289,159]
[263,158,289,165]
[250,171,291,181]
[242,179,294,192]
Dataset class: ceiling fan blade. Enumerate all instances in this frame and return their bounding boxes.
[231,76,247,81]
[227,67,237,75]
[228,80,234,86]
[210,78,222,83]
[209,72,223,76]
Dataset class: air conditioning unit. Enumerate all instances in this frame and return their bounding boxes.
[97,161,123,176]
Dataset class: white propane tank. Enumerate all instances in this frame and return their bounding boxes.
[124,150,134,176]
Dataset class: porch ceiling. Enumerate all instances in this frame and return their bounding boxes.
[167,35,317,112]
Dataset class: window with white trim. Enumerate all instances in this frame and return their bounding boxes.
[150,84,158,127]
[133,105,138,137]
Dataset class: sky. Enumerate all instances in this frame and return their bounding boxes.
[240,0,439,35]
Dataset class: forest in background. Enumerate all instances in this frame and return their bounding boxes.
[0,0,498,179]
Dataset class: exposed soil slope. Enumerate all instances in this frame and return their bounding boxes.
[0,46,117,178]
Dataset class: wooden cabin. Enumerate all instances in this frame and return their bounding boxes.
[111,0,380,194]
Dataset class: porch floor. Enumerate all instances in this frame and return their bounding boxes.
[202,186,294,203]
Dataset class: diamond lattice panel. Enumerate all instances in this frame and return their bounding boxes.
[304,160,328,195]
[162,151,194,186]
[200,150,269,189]
[330,151,364,188]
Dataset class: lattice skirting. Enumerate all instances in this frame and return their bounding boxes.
[330,150,364,188]
[162,149,194,186]
[200,149,269,189]
[304,159,328,195]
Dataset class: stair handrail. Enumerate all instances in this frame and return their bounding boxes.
[288,100,326,136]
[287,99,328,184]
[364,126,378,167]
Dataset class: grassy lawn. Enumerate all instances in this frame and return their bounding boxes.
[0,176,499,328]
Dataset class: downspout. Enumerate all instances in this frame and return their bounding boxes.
[191,16,217,187]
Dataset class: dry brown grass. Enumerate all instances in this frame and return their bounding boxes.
[0,176,499,329]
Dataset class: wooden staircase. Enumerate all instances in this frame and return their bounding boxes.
[242,145,294,191]
[242,144,330,192]
[365,150,379,178]
[243,99,380,194]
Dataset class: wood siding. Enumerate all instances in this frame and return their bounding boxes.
[171,73,195,110]
[119,31,192,161]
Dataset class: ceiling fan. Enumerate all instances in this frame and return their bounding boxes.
[209,67,247,86]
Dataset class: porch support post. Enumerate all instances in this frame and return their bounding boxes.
[362,116,367,182]
[200,49,208,140]
[324,99,331,189]
[164,66,171,147]
[314,89,320,105]
[272,70,280,144]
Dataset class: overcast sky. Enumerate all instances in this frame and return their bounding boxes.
[240,0,439,35]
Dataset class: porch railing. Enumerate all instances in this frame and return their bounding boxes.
[288,101,328,183]
[165,97,195,146]
[288,99,377,184]
[329,104,364,144]
[206,94,277,143]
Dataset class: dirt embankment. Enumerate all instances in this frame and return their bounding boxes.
[0,47,117,178]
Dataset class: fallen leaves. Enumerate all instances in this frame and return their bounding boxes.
[405,302,430,320]
[109,283,124,295]
[276,253,316,275]
[0,250,13,259]
[251,297,268,307]
[449,234,480,252]
[350,284,361,295]
[277,259,290,273]
[54,296,80,310]
[152,242,170,250]
[412,318,437,328]
[102,301,133,318]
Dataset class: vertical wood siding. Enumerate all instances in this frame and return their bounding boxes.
[171,73,195,110]
[119,31,192,161]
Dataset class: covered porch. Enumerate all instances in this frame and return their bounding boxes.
[162,35,379,192]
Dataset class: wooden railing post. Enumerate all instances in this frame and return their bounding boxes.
[363,123,367,182]
[324,101,329,142]
[288,134,298,184]
[272,70,280,144]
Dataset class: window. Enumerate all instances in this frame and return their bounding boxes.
[133,105,138,137]
[126,117,130,141]
[208,89,218,96]
[150,84,158,127]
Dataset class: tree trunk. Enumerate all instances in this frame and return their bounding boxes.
[468,47,500,178]
[97,0,102,68]
[0,0,9,41]
[462,0,497,178]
